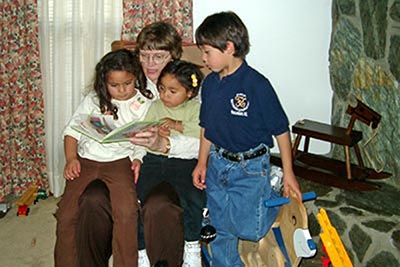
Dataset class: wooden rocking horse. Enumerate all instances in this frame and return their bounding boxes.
[239,192,316,267]
[271,98,391,191]
[201,192,317,267]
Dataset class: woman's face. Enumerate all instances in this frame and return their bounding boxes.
[106,70,137,101]
[139,50,171,84]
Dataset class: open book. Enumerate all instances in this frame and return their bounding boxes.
[72,114,161,143]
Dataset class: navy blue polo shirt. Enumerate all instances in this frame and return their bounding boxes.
[199,61,289,153]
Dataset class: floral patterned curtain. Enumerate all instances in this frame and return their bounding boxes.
[121,0,193,43]
[0,1,48,200]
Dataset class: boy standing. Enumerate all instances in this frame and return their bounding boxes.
[192,11,302,267]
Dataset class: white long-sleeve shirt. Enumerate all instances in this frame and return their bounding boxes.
[63,91,151,162]
[64,80,200,162]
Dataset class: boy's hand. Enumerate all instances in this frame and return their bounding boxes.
[282,172,302,202]
[192,164,207,190]
[131,159,142,184]
[64,158,81,180]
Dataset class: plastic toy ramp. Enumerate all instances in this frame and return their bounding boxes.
[317,208,353,267]
[16,185,38,207]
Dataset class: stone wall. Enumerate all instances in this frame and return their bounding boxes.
[329,0,400,188]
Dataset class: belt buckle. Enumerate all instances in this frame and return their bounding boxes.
[244,146,267,160]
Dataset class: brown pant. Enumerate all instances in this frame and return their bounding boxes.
[141,182,184,267]
[54,157,139,267]
[75,180,184,267]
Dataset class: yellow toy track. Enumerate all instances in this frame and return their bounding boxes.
[317,208,353,267]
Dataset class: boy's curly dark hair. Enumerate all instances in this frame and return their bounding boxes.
[94,49,147,120]
[195,11,250,59]
[157,60,204,99]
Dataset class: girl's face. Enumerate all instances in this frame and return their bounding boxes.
[199,44,230,74]
[158,74,192,108]
[107,70,137,101]
[139,50,171,84]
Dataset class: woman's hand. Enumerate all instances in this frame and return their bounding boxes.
[129,127,168,153]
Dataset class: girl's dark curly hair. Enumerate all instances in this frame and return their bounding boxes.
[157,60,204,99]
[94,49,147,120]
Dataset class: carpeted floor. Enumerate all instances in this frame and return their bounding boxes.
[0,196,58,267]
[0,196,322,267]
[0,196,320,267]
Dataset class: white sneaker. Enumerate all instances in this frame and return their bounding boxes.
[183,240,202,267]
[138,249,150,267]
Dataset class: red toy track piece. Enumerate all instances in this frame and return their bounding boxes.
[321,244,331,267]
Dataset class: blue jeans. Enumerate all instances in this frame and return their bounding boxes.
[206,144,279,267]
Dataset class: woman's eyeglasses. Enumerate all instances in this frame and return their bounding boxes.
[139,52,171,65]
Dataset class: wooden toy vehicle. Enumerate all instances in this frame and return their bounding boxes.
[17,204,29,216]
[16,185,38,216]
[238,192,317,267]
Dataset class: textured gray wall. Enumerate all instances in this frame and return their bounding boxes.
[329,0,400,188]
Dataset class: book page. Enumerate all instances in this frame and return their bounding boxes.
[71,114,161,143]
[71,114,114,142]
[103,120,161,142]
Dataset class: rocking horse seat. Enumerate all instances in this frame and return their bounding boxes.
[292,119,363,147]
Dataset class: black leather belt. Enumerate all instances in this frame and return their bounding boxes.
[215,146,268,162]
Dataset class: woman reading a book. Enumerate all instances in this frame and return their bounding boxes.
[55,49,151,267]
[75,22,202,267]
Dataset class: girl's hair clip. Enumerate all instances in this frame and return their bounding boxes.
[191,74,198,87]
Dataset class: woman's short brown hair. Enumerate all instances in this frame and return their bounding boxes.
[135,22,183,60]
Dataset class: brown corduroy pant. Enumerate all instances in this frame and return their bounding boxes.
[54,157,139,267]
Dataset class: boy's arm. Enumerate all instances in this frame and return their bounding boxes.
[64,135,80,180]
[192,128,211,190]
[275,131,302,201]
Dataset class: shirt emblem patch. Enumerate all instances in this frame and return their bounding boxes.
[230,93,249,117]
[130,97,145,111]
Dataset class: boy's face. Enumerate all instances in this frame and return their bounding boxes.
[139,50,171,84]
[158,73,192,108]
[199,44,231,74]
[107,70,137,101]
